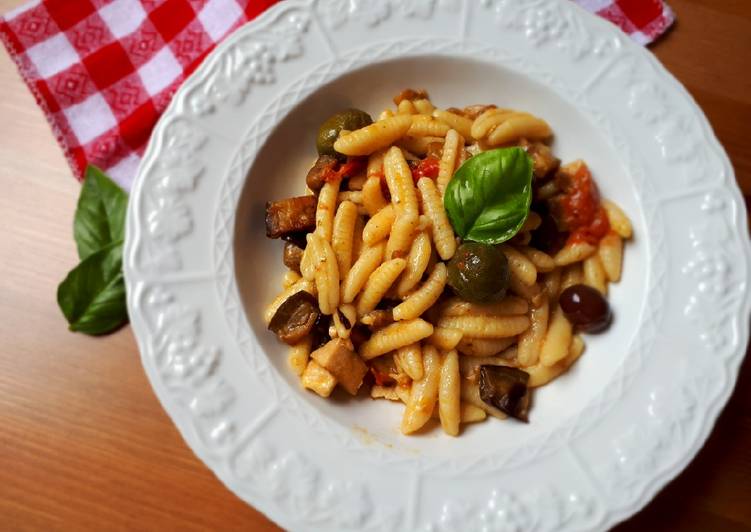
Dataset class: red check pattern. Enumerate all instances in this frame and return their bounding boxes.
[574,0,675,45]
[0,0,674,190]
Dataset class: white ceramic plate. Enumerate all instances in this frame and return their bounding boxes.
[123,1,751,530]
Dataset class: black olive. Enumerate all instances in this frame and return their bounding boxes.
[447,243,510,303]
[316,109,373,157]
[559,284,612,333]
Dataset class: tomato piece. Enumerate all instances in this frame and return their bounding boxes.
[568,207,610,245]
[550,162,610,246]
[321,156,367,183]
[370,367,394,386]
[559,164,598,227]
[425,158,441,178]
[410,156,440,182]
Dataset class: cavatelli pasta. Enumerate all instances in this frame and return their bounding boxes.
[361,319,434,360]
[417,177,456,260]
[341,242,386,304]
[356,258,406,317]
[384,146,419,216]
[393,263,448,321]
[436,129,464,195]
[401,345,441,434]
[334,115,413,156]
[396,231,432,297]
[408,115,451,137]
[486,112,552,146]
[432,109,473,140]
[263,90,630,436]
[315,180,340,241]
[362,204,395,245]
[437,315,530,339]
[332,201,358,279]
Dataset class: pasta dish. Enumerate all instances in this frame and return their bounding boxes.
[263,89,632,436]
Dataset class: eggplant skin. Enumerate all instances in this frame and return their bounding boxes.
[268,291,320,345]
[479,365,531,422]
[283,242,304,273]
[361,309,394,330]
[520,139,560,181]
[311,313,333,350]
[306,154,338,192]
[265,196,317,239]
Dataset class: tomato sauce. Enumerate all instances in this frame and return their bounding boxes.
[370,367,394,386]
[558,163,610,245]
[410,156,440,181]
[375,156,440,199]
[321,156,367,183]
[568,207,610,245]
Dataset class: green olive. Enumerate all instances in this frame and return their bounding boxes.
[447,243,510,303]
[316,109,373,156]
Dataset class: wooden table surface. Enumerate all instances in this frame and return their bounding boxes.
[1,1,749,530]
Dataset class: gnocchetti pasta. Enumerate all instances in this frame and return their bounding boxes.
[263,89,632,436]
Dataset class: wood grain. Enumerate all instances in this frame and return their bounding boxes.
[0,1,748,530]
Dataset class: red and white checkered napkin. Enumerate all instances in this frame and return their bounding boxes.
[574,0,674,45]
[0,0,674,190]
[0,0,278,190]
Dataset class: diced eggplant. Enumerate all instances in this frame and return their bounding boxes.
[478,365,531,422]
[301,360,336,397]
[520,139,560,180]
[553,168,575,193]
[349,324,371,350]
[553,160,587,192]
[310,338,368,395]
[460,379,507,420]
[530,212,568,255]
[283,241,304,273]
[281,232,308,249]
[306,154,338,192]
[265,195,317,239]
[546,194,571,232]
[268,291,319,345]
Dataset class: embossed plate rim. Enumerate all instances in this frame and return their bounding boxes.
[124,1,751,530]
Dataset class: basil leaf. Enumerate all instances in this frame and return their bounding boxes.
[74,165,128,260]
[57,242,128,335]
[444,147,533,245]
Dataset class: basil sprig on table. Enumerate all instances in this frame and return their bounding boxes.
[57,166,129,335]
[444,147,533,245]
[74,165,127,259]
